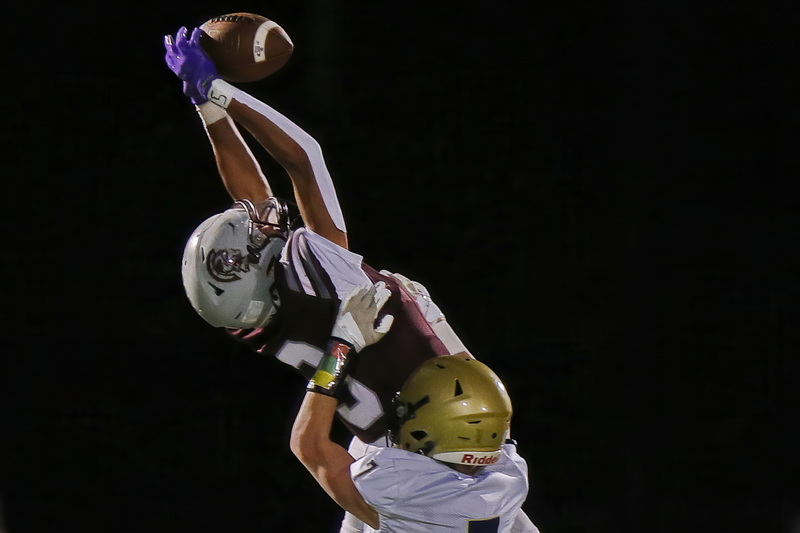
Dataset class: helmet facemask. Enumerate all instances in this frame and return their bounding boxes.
[235,198,294,255]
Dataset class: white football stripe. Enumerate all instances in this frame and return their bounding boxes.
[254,21,280,62]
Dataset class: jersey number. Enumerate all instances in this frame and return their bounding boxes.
[468,516,500,533]
[277,341,383,430]
[337,376,382,430]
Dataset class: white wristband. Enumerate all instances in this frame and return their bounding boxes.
[207,78,242,110]
[195,102,227,126]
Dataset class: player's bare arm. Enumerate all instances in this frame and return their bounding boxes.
[201,115,274,203]
[290,393,379,529]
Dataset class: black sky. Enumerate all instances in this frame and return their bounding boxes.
[2,1,799,532]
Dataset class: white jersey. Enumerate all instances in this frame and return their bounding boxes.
[280,227,371,299]
[351,443,529,533]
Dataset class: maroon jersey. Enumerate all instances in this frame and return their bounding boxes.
[228,228,450,443]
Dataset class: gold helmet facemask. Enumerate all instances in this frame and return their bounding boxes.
[390,354,513,466]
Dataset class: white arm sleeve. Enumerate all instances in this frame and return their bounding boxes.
[208,79,347,233]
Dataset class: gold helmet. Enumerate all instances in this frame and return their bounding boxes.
[391,354,513,466]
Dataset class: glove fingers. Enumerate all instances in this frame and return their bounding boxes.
[343,284,366,306]
[357,285,373,306]
[351,282,382,307]
[163,34,177,69]
[372,281,391,311]
[190,26,204,47]
[175,26,190,53]
[375,314,394,335]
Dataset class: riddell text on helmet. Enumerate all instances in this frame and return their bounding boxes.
[462,454,499,465]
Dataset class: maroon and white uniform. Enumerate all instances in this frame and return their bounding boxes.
[228,227,452,443]
[171,76,536,533]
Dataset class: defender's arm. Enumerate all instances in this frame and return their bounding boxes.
[290,283,394,530]
[290,392,379,529]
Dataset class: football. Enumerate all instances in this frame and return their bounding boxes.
[199,13,294,83]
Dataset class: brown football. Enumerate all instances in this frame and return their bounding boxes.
[199,13,293,83]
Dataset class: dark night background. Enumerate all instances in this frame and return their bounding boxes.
[1,1,798,532]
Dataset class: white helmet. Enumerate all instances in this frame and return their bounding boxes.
[181,198,293,329]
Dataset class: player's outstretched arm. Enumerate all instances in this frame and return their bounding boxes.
[163,26,347,247]
[164,27,274,204]
[210,82,348,248]
[199,112,275,203]
[290,283,393,529]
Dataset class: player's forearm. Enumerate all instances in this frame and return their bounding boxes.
[290,392,379,528]
[201,113,273,202]
[290,392,357,485]
[290,391,336,461]
[226,98,316,175]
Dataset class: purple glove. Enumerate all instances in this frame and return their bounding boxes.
[163,26,219,105]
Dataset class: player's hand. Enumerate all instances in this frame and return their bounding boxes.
[163,26,219,105]
[332,282,395,352]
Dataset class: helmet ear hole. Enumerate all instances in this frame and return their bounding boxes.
[454,379,464,397]
[410,430,428,441]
